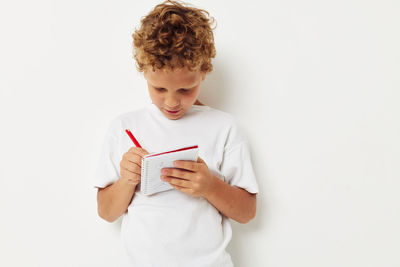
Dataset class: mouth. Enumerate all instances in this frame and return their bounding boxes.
[164,108,182,114]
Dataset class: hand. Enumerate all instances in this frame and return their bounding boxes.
[161,156,217,198]
[120,147,149,186]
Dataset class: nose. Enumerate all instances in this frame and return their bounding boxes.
[165,95,180,109]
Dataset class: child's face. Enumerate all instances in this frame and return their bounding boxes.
[144,67,206,120]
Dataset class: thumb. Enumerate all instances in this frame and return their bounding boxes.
[141,148,150,156]
[128,146,149,157]
[197,156,206,164]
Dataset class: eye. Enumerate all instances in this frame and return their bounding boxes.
[179,89,190,93]
[155,87,166,92]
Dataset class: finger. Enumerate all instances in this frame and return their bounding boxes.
[162,176,191,189]
[169,183,193,195]
[120,160,141,174]
[128,147,149,157]
[173,160,199,172]
[162,168,192,180]
[197,156,206,164]
[123,153,142,167]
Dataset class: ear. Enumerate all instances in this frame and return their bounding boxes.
[201,71,206,81]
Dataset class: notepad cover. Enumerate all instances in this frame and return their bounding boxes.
[140,145,199,196]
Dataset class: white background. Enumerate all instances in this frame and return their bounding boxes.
[1,0,399,266]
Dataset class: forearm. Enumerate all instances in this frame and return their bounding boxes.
[205,176,257,224]
[97,178,138,222]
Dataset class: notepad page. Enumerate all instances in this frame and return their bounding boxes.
[140,147,199,196]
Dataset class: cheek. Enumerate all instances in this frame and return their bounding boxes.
[186,88,200,100]
[182,93,198,104]
[149,90,163,102]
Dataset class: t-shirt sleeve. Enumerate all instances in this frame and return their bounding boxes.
[93,118,122,189]
[219,121,259,194]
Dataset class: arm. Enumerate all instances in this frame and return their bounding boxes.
[97,179,138,222]
[204,176,257,224]
[97,147,148,222]
[161,157,257,224]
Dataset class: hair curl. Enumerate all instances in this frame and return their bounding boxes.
[132,0,216,73]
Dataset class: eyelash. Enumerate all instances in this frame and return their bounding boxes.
[155,88,190,93]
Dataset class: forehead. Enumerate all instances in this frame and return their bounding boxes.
[144,67,201,89]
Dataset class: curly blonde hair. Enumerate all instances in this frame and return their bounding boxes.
[132,0,216,73]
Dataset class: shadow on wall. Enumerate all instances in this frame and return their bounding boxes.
[198,60,230,110]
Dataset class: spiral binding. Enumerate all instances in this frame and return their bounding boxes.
[141,157,148,195]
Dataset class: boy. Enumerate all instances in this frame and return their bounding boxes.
[94,1,259,266]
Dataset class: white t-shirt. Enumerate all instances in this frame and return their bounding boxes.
[94,103,259,267]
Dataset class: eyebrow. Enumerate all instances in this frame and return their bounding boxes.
[153,84,196,90]
[155,87,191,90]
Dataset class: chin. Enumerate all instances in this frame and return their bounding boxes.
[161,110,182,120]
[165,113,184,120]
[167,116,181,120]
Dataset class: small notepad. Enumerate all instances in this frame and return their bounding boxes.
[140,145,199,196]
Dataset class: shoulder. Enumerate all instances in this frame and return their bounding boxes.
[199,106,247,150]
[116,105,149,123]
[194,105,236,125]
[104,105,150,139]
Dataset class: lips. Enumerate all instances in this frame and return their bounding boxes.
[165,109,182,114]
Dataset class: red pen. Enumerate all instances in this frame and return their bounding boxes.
[125,129,142,148]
